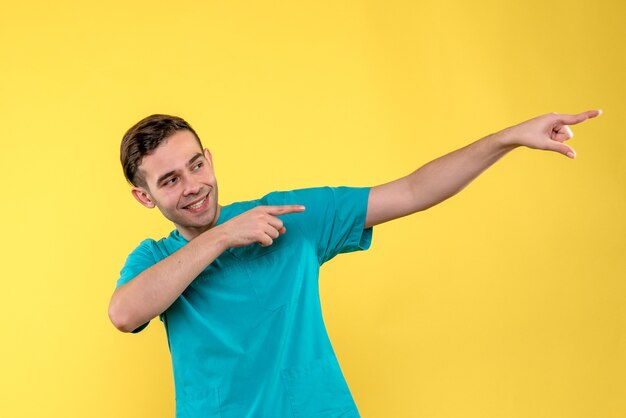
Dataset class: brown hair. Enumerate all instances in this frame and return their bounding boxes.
[120,114,203,187]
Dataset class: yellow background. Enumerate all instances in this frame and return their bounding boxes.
[1,1,624,417]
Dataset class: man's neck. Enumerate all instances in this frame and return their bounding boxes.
[176,204,222,241]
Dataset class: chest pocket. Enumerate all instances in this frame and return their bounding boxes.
[175,387,221,418]
[280,355,359,417]
[235,236,306,311]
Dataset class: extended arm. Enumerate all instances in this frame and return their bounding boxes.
[365,110,601,228]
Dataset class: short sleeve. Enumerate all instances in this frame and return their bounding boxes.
[116,239,158,333]
[263,187,373,264]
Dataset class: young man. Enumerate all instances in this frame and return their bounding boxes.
[109,110,600,417]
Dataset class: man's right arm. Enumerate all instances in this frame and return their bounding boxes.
[108,204,305,333]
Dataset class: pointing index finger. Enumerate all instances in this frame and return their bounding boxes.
[556,109,602,126]
[265,205,306,216]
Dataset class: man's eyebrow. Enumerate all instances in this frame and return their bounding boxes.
[188,152,204,166]
[156,153,205,186]
[156,170,177,185]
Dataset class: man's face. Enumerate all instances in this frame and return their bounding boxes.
[131,129,220,240]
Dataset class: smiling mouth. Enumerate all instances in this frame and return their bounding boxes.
[183,193,209,210]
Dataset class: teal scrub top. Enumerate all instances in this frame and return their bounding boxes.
[117,186,373,418]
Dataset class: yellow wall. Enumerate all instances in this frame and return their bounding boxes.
[1,1,624,417]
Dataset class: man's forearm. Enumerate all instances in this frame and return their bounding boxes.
[108,227,229,333]
[365,130,516,228]
[108,204,306,333]
[405,130,516,212]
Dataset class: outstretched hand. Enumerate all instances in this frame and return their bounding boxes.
[503,110,602,158]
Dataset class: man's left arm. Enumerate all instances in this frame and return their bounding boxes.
[364,110,602,228]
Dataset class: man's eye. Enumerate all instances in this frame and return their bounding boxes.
[193,162,203,170]
[165,177,178,186]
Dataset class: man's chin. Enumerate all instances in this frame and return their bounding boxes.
[177,210,216,231]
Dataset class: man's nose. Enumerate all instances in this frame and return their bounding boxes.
[182,175,201,196]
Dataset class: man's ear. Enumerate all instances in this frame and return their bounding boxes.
[203,148,213,166]
[131,186,156,209]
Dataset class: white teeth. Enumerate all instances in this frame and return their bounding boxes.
[187,197,206,209]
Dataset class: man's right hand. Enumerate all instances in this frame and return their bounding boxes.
[217,205,306,248]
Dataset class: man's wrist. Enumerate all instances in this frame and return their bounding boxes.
[490,127,520,152]
[201,224,231,253]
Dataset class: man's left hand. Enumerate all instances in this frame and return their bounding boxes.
[501,109,602,159]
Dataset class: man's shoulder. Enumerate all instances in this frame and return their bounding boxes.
[128,237,157,255]
[259,186,369,207]
[127,230,183,261]
[259,187,332,204]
